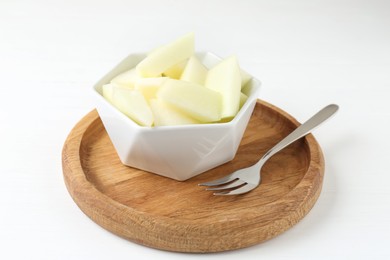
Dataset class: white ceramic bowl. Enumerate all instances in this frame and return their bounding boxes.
[92,52,261,181]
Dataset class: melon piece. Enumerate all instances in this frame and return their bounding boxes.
[150,99,200,126]
[205,56,241,119]
[239,92,248,108]
[157,79,222,122]
[110,68,140,88]
[111,87,154,126]
[102,83,130,104]
[180,55,208,85]
[102,83,115,104]
[240,69,252,88]
[136,33,194,77]
[135,77,168,102]
[163,60,188,79]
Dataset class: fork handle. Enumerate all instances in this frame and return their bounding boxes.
[259,104,339,163]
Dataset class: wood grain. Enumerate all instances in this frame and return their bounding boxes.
[62,100,324,253]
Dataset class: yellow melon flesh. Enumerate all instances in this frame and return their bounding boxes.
[180,55,208,85]
[136,33,194,77]
[205,56,241,119]
[110,68,140,88]
[157,79,221,123]
[111,87,153,126]
[239,92,248,108]
[240,69,252,88]
[135,77,167,102]
[163,60,188,79]
[150,99,200,126]
[102,83,115,104]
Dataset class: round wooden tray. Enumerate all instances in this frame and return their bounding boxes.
[62,100,324,253]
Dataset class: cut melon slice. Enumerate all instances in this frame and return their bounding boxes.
[239,92,248,108]
[205,56,241,119]
[163,60,188,79]
[136,33,194,77]
[150,99,200,126]
[157,79,221,122]
[111,87,154,126]
[135,77,168,102]
[240,69,252,88]
[110,68,140,88]
[180,55,208,85]
[102,83,115,104]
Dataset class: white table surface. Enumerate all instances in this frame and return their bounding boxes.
[1,0,389,259]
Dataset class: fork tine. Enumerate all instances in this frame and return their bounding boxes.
[205,179,245,191]
[213,183,257,196]
[198,174,237,187]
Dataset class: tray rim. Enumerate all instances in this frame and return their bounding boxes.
[62,99,324,252]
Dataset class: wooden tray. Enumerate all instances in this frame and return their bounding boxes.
[62,100,324,253]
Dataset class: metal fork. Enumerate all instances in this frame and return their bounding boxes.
[199,104,339,196]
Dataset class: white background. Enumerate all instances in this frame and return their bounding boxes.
[1,0,389,259]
